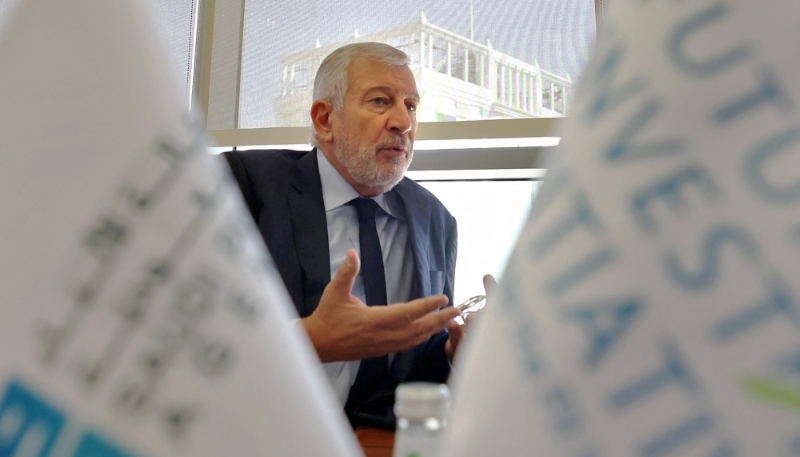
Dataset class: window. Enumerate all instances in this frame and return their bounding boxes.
[418,180,540,305]
[466,50,482,86]
[146,0,200,102]
[201,0,596,133]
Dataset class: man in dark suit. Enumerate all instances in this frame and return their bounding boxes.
[224,42,466,429]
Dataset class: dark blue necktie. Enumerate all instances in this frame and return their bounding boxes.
[350,197,388,307]
[345,197,391,424]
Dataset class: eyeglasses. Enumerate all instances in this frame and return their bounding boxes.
[454,295,486,325]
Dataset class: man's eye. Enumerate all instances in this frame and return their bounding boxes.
[372,98,387,105]
[407,104,417,112]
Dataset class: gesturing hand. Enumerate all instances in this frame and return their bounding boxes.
[444,274,497,363]
[301,249,460,363]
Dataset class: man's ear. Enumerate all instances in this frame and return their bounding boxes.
[311,100,335,144]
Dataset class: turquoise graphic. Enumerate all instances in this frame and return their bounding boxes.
[0,380,66,456]
[0,380,135,457]
[73,433,133,457]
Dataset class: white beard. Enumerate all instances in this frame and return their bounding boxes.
[333,133,413,194]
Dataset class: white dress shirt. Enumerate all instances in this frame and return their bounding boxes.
[316,149,415,405]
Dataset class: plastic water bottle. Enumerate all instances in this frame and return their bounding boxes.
[393,382,451,457]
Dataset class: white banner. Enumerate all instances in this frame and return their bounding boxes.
[444,1,800,456]
[0,0,359,455]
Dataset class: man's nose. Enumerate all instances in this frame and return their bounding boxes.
[386,103,413,135]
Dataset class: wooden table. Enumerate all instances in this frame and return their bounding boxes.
[355,427,395,457]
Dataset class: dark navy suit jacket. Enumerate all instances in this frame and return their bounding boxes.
[223,149,457,427]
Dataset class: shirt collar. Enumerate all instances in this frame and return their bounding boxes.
[316,149,405,220]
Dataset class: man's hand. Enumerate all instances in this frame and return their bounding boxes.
[444,274,497,363]
[301,249,460,363]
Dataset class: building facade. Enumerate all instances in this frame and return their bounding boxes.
[276,13,572,126]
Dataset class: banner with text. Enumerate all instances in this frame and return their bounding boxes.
[0,0,359,456]
[444,1,800,456]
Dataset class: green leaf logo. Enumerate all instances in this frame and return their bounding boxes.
[741,374,800,413]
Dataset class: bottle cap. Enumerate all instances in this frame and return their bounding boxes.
[394,382,451,419]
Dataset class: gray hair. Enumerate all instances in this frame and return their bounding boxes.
[310,42,410,147]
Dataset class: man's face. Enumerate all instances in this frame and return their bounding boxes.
[329,57,419,196]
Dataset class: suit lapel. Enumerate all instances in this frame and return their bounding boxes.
[394,179,430,299]
[391,179,431,380]
[288,150,330,316]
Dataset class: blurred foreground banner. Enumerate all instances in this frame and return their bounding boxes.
[0,0,359,455]
[444,1,800,456]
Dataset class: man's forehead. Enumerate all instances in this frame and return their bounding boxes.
[346,57,418,98]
